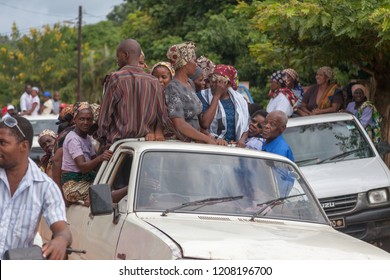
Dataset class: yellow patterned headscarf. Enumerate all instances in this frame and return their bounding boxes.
[166,42,196,70]
[73,101,91,118]
[151,61,175,78]
[38,129,57,141]
[317,66,333,81]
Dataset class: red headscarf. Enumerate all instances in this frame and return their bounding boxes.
[212,64,239,90]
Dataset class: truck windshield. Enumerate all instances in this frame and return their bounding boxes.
[135,151,327,224]
[284,120,374,167]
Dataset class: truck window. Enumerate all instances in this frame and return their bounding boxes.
[109,153,133,204]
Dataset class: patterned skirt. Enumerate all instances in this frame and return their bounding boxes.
[61,171,96,203]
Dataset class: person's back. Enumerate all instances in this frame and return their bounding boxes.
[20,84,32,113]
[98,39,170,150]
[40,91,54,115]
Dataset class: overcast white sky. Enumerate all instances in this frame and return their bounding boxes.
[0,0,124,36]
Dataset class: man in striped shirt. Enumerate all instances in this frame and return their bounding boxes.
[0,116,72,260]
[98,39,172,150]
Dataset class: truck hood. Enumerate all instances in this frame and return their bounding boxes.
[140,214,389,259]
[300,157,390,199]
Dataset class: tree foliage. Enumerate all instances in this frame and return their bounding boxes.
[1,0,390,123]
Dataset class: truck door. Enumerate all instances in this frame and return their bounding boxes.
[79,151,134,259]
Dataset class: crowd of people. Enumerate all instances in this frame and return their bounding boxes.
[1,85,63,119]
[0,38,382,260]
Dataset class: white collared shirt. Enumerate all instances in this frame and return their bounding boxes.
[0,159,66,259]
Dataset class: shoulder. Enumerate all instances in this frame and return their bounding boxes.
[28,159,56,185]
[63,131,78,144]
[165,80,182,95]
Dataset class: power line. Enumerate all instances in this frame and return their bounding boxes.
[84,11,106,19]
[0,1,75,18]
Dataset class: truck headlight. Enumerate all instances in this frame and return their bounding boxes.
[368,189,388,204]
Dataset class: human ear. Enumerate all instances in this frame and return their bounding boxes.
[19,140,30,153]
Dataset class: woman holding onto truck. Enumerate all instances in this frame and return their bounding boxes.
[297,66,343,116]
[61,102,113,205]
[165,41,217,144]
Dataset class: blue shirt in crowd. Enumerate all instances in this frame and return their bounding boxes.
[262,134,294,162]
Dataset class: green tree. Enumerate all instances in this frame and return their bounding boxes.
[237,0,390,144]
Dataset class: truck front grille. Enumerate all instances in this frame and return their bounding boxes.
[319,194,358,216]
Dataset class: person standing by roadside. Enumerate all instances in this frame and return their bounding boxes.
[1,105,16,119]
[39,91,54,115]
[21,87,40,116]
[346,84,382,144]
[19,84,32,114]
[98,39,172,150]
[0,116,72,259]
[51,91,61,115]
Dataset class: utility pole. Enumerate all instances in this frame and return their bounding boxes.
[77,5,82,102]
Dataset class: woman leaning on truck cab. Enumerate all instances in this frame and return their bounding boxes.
[61,102,113,205]
[297,66,343,116]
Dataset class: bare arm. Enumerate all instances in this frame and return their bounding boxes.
[236,131,249,148]
[42,221,72,260]
[26,102,38,115]
[296,102,312,116]
[74,150,113,173]
[51,148,68,204]
[199,81,226,129]
[172,117,216,144]
[312,102,342,114]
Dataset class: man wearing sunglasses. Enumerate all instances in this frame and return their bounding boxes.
[0,116,72,260]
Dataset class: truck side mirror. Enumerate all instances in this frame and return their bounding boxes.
[89,184,113,216]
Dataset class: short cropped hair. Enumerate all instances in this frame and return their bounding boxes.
[0,116,33,149]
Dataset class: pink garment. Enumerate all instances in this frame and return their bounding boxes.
[62,131,96,172]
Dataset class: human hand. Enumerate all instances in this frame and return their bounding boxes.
[154,133,165,141]
[206,135,217,145]
[100,150,113,162]
[42,236,68,260]
[211,79,228,98]
[216,138,228,146]
[312,108,322,115]
[145,132,156,141]
[235,139,247,148]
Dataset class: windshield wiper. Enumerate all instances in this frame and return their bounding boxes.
[295,157,319,166]
[316,147,367,164]
[249,193,305,221]
[161,195,243,216]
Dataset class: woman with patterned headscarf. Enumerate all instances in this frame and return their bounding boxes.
[197,64,250,147]
[297,66,343,116]
[266,70,298,117]
[284,68,304,108]
[196,56,215,89]
[346,84,381,144]
[151,61,175,90]
[165,42,217,144]
[38,129,57,177]
[61,102,113,205]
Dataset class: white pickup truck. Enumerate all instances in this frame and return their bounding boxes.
[40,139,390,259]
[284,113,390,250]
